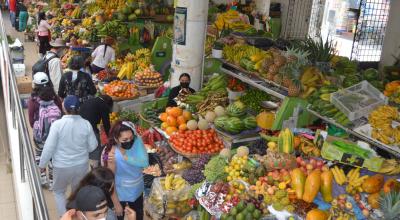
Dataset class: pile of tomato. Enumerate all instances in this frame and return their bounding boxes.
[169,129,224,154]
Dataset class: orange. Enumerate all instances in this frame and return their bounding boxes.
[170,107,183,117]
[166,126,178,136]
[161,122,168,130]
[159,113,168,122]
[182,110,192,121]
[179,124,188,131]
[166,116,177,127]
[177,116,186,125]
[166,107,173,116]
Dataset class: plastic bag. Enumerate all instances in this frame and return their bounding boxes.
[257,151,297,171]
[148,177,192,218]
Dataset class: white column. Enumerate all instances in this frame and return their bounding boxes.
[380,0,400,67]
[170,0,209,91]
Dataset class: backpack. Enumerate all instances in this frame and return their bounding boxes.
[33,100,62,144]
[32,53,58,76]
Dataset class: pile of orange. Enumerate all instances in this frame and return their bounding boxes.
[104,80,139,98]
[159,107,192,135]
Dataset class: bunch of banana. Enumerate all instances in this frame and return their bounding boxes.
[369,105,400,145]
[117,62,135,80]
[345,168,368,194]
[162,174,186,191]
[331,166,346,185]
[71,6,81,19]
[82,18,93,27]
[378,159,400,175]
[61,19,73,27]
[214,10,240,30]
[300,66,327,88]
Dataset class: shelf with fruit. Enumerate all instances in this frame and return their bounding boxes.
[103,80,140,100]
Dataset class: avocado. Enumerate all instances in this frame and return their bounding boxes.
[235,213,245,220]
[236,201,245,212]
[229,207,238,216]
[246,203,255,213]
[252,209,261,219]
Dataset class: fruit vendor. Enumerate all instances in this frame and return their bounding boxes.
[90,36,116,74]
[101,121,149,220]
[167,73,196,107]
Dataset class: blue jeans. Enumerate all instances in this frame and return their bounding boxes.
[10,11,15,27]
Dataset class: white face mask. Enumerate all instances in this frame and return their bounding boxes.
[80,212,106,220]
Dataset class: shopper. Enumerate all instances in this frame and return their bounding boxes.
[67,167,118,220]
[32,85,63,189]
[58,55,97,103]
[9,0,16,27]
[62,185,136,220]
[44,38,67,93]
[28,72,62,128]
[37,12,51,56]
[16,0,27,31]
[167,73,196,107]
[90,36,115,74]
[102,121,149,220]
[39,95,98,217]
[79,95,113,168]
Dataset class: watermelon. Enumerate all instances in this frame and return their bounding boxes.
[128,14,137,21]
[214,116,229,130]
[227,101,246,117]
[225,117,245,134]
[243,116,257,130]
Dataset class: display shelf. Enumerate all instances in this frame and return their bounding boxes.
[219,59,287,100]
[307,107,400,157]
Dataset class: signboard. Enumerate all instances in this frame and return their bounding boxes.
[174,7,187,46]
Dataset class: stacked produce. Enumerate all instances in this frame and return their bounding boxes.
[169,129,224,155]
[369,105,400,146]
[117,49,152,80]
[135,67,163,88]
[109,112,119,125]
[214,10,252,31]
[214,101,258,134]
[182,155,211,185]
[103,80,139,99]
[240,89,270,114]
[185,74,228,106]
[159,107,193,135]
[119,109,139,123]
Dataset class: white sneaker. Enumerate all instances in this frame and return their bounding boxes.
[40,174,47,187]
[48,180,53,191]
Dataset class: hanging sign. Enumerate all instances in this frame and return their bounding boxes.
[174,7,187,46]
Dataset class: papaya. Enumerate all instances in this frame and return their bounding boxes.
[383,179,400,193]
[278,128,294,154]
[290,168,306,199]
[368,192,381,209]
[320,170,333,202]
[306,209,328,220]
[362,174,384,194]
[302,170,321,203]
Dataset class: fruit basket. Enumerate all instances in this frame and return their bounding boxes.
[331,80,388,121]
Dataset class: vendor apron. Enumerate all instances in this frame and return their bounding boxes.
[115,146,144,202]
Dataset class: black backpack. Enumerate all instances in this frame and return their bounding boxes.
[32,53,58,76]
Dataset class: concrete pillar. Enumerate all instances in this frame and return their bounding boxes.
[380,0,400,67]
[170,0,209,91]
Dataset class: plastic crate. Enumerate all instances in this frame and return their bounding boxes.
[331,80,388,121]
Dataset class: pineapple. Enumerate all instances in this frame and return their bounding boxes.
[282,72,292,88]
[285,47,310,65]
[268,64,279,75]
[266,72,275,81]
[274,55,287,67]
[288,79,302,97]
[273,73,283,85]
[262,56,274,70]
[380,191,400,220]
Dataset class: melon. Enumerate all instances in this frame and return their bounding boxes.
[214,106,226,117]
[205,111,217,123]
[186,120,198,130]
[198,119,209,130]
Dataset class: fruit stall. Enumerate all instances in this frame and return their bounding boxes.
[37,1,400,220]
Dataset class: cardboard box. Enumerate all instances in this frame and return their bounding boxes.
[16,76,32,94]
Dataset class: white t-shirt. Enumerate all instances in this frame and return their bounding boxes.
[37,20,51,36]
[91,45,116,69]
[45,52,62,93]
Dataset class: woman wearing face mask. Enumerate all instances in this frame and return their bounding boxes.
[167,73,196,107]
[101,121,149,220]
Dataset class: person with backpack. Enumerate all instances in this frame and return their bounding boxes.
[32,85,62,189]
[79,95,113,168]
[58,55,97,103]
[90,36,115,74]
[39,95,98,217]
[28,72,63,128]
[101,121,149,220]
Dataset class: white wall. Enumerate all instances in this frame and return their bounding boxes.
[381,0,400,67]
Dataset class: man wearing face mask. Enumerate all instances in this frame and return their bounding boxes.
[79,95,113,168]
[45,38,67,93]
[167,73,196,107]
[39,95,98,217]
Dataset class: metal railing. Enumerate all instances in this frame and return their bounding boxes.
[0,11,49,220]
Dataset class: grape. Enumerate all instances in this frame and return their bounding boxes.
[249,139,267,156]
[192,155,211,170]
[182,169,205,185]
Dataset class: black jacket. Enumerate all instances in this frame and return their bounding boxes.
[79,97,111,135]
[167,85,195,107]
[58,71,97,102]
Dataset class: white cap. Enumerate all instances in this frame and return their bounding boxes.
[33,72,49,85]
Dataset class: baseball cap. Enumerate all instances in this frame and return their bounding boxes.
[33,72,49,85]
[68,185,107,212]
[63,95,80,111]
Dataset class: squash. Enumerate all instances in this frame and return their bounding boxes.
[205,111,217,123]
[302,169,321,203]
[256,111,275,129]
[214,106,226,117]
[197,118,210,130]
[182,110,192,121]
[186,120,198,130]
[367,192,381,209]
[320,170,333,202]
[290,168,306,199]
[306,209,328,220]
[362,174,384,194]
